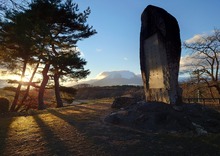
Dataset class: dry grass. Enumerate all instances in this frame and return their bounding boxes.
[1,98,220,156]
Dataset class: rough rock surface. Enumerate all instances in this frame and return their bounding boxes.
[111,97,140,109]
[105,102,220,134]
[140,5,182,104]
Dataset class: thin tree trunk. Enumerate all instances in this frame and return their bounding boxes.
[209,87,215,99]
[10,60,27,112]
[15,62,40,111]
[54,73,63,108]
[215,85,220,95]
[10,83,22,112]
[38,63,50,110]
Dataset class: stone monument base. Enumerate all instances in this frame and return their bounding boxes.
[147,88,169,103]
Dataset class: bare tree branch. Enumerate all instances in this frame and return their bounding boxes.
[183,29,220,96]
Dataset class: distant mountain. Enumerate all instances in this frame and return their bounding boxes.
[79,70,143,86]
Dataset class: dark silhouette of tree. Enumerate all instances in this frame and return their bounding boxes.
[51,50,90,107]
[183,29,220,96]
[0,0,96,110]
[0,9,40,111]
[59,86,77,103]
[22,0,96,109]
[15,62,40,111]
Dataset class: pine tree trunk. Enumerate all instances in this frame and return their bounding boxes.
[54,73,63,108]
[38,63,50,110]
[10,84,22,112]
[15,62,40,111]
[10,61,27,112]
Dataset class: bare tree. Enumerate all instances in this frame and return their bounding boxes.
[183,29,220,96]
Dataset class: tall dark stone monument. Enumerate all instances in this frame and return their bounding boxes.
[140,5,182,105]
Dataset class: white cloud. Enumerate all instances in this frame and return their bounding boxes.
[185,34,204,44]
[179,55,195,72]
[179,52,209,73]
[185,30,215,44]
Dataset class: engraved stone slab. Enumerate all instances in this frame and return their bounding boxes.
[144,33,166,89]
[140,5,182,105]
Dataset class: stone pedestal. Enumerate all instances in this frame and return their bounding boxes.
[140,5,182,105]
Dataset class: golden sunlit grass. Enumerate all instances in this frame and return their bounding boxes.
[0,101,111,155]
[1,99,220,155]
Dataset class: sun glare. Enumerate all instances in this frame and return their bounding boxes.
[0,65,42,86]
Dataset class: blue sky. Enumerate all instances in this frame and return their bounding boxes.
[72,0,220,81]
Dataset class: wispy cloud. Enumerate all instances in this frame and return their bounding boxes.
[185,30,214,44]
[79,51,85,57]
[179,55,195,73]
[96,48,102,52]
[185,34,204,44]
[75,47,85,57]
[123,57,128,61]
[179,52,210,74]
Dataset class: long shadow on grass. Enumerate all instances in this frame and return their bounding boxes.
[47,109,113,155]
[47,109,81,127]
[0,117,15,154]
[73,104,105,112]
[47,108,220,155]
[33,115,74,155]
[47,109,143,155]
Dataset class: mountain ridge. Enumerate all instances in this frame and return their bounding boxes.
[79,70,143,86]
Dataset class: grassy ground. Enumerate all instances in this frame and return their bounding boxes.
[0,98,220,156]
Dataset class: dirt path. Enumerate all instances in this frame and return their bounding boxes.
[1,100,220,156]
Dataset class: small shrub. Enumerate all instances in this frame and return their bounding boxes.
[0,97,10,113]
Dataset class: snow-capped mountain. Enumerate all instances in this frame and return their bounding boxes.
[80,70,143,86]
[96,71,137,80]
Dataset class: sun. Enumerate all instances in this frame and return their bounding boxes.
[0,65,42,86]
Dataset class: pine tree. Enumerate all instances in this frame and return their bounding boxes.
[0,9,39,111]
[24,0,96,109]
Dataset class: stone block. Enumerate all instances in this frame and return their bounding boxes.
[140,5,182,105]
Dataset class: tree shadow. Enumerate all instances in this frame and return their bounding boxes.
[73,105,102,112]
[47,109,79,126]
[47,109,97,141]
[47,108,149,155]
[0,117,15,154]
[33,115,74,155]
[46,109,112,155]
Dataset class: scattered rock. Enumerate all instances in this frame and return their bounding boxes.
[111,97,138,109]
[192,122,208,135]
[105,113,121,124]
[105,102,220,134]
[173,105,183,112]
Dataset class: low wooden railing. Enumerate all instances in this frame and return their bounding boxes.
[183,98,220,105]
[183,98,220,110]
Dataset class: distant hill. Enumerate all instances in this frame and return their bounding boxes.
[74,85,144,100]
[80,70,143,86]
